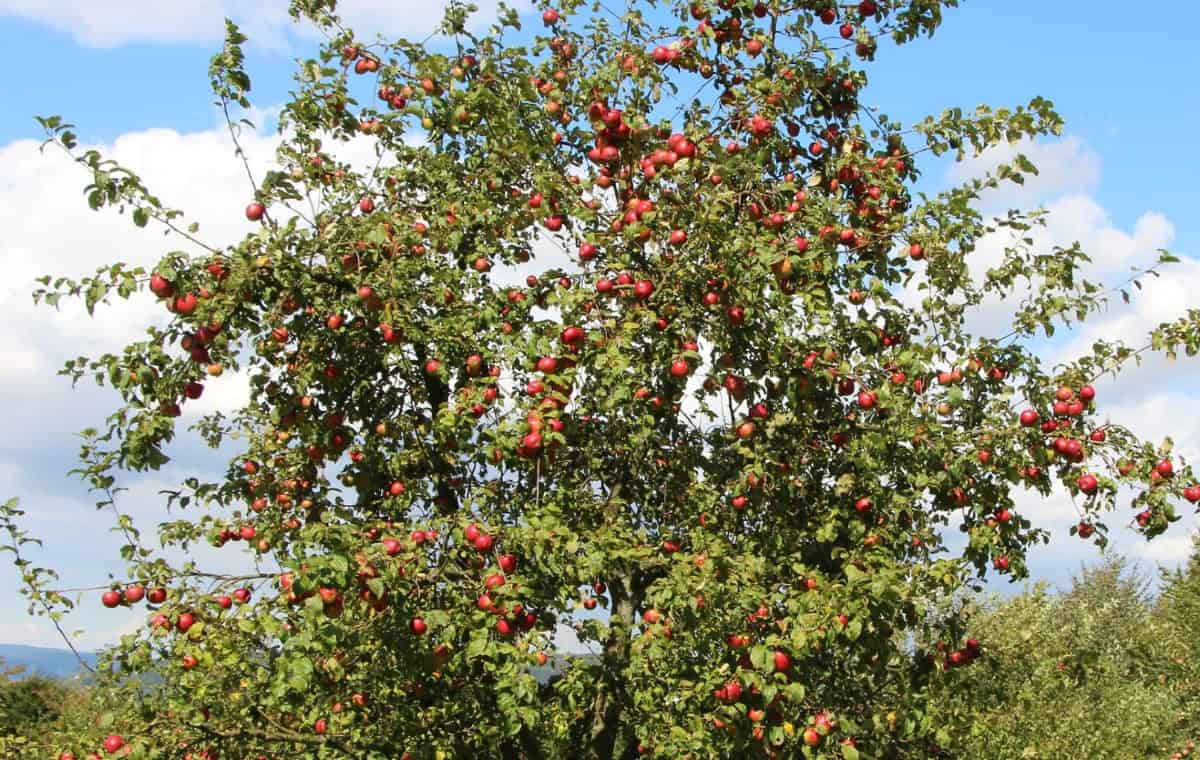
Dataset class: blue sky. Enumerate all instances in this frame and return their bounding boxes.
[0,0,1198,649]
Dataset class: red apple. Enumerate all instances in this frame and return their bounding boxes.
[148,274,173,298]
[1077,474,1098,494]
[474,533,496,553]
[773,650,791,672]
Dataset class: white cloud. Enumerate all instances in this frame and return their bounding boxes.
[935,137,1200,585]
[0,0,530,49]
[1133,533,1198,564]
[0,117,293,648]
[0,126,277,430]
[948,136,1102,210]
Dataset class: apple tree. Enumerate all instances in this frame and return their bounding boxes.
[8,0,1200,757]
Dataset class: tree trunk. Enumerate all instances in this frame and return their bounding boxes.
[586,572,638,759]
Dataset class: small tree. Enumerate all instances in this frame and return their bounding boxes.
[8,0,1200,757]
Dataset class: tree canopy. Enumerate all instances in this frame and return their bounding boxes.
[5,0,1200,757]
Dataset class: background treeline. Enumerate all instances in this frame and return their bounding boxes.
[4,540,1199,760]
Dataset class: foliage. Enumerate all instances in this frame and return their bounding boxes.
[0,667,64,736]
[4,0,1200,757]
[0,661,97,757]
[929,551,1200,759]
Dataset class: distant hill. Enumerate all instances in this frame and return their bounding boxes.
[0,644,96,680]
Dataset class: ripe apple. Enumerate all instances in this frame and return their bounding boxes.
[148,274,173,298]
[147,587,167,604]
[562,326,585,345]
[1077,474,1098,494]
[409,617,428,635]
[1019,409,1039,427]
[773,650,791,672]
[173,293,198,314]
[123,585,145,604]
[101,590,122,608]
[542,8,559,24]
[318,588,340,605]
[103,735,124,754]
[245,202,265,221]
[498,554,517,573]
[522,431,544,451]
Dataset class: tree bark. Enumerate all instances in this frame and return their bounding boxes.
[586,572,638,760]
